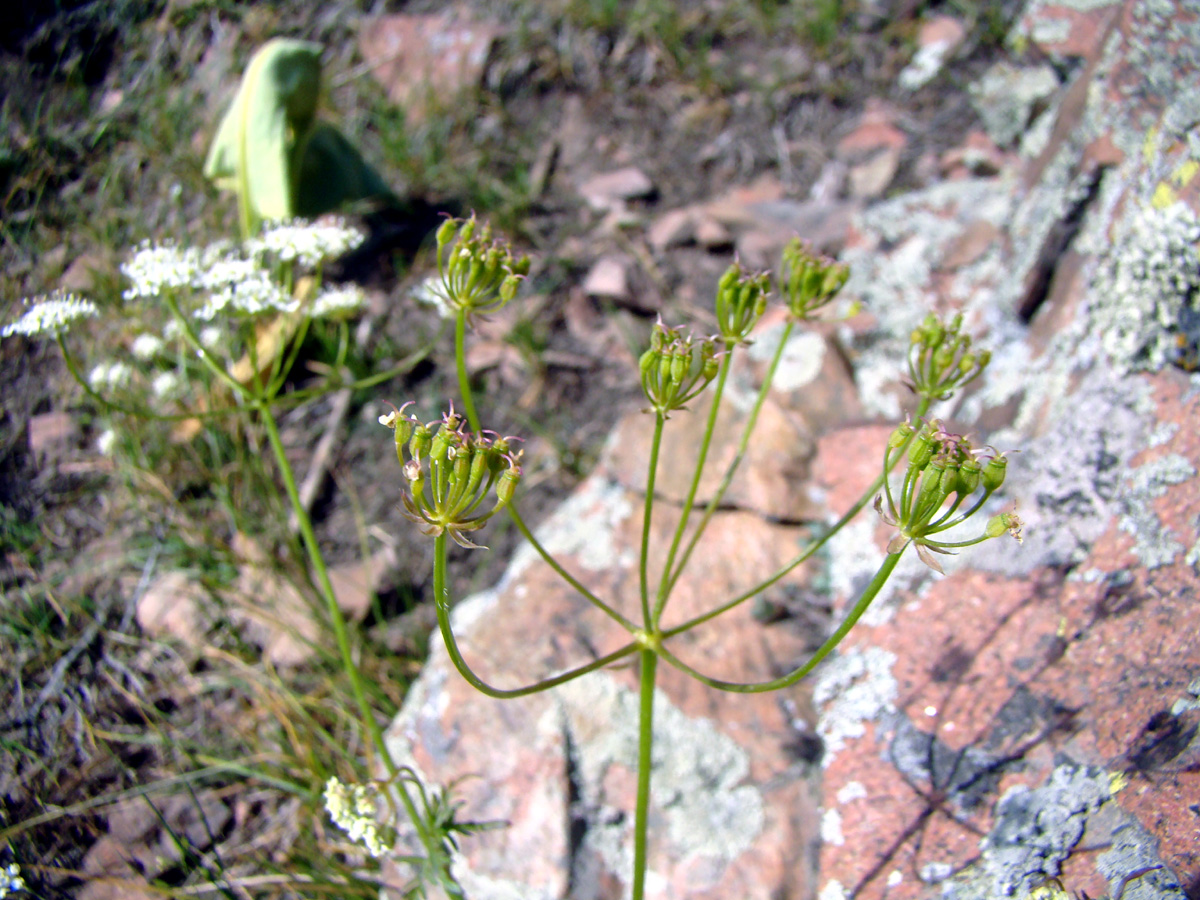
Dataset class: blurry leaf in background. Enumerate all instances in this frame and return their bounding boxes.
[204,38,395,236]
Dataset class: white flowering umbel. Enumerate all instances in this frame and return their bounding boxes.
[324,776,389,858]
[121,242,203,300]
[2,293,98,338]
[0,863,24,898]
[249,218,365,269]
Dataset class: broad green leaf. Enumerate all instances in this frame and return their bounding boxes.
[203,39,323,236]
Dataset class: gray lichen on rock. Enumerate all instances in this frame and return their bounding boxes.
[813,646,898,764]
[1088,202,1200,372]
[555,673,765,890]
[839,179,1013,420]
[969,62,1060,150]
[937,762,1187,900]
[975,374,1156,576]
[510,475,636,578]
[1118,452,1196,568]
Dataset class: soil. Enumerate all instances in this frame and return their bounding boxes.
[0,0,1017,895]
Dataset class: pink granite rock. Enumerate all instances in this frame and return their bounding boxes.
[384,3,1200,899]
[360,14,496,124]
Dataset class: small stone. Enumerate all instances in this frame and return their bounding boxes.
[578,167,654,211]
[136,570,208,648]
[695,215,733,250]
[899,16,966,90]
[359,14,496,124]
[918,14,966,50]
[940,220,1002,270]
[836,100,907,159]
[647,208,696,251]
[60,252,110,293]
[28,411,79,457]
[582,256,630,300]
[847,147,901,199]
[941,130,1007,177]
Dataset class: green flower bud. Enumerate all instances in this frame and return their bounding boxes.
[981,454,1008,492]
[984,511,1023,543]
[909,430,936,471]
[499,274,521,303]
[718,264,740,293]
[450,444,470,482]
[957,457,982,494]
[435,217,457,248]
[430,428,454,464]
[670,347,688,384]
[410,422,432,460]
[916,460,948,508]
[639,347,658,378]
[939,462,961,498]
[496,463,521,506]
[888,419,915,449]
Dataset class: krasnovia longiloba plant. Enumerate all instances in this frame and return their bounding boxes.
[0,37,1022,900]
[1,40,473,899]
[375,215,1022,898]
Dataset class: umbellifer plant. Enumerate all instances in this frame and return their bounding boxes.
[380,218,1023,898]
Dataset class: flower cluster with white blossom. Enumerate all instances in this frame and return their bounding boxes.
[0,863,24,899]
[2,292,98,338]
[323,776,390,858]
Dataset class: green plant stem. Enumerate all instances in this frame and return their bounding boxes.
[433,533,640,697]
[653,350,734,626]
[640,413,666,627]
[256,400,442,877]
[662,320,795,600]
[661,396,931,638]
[658,551,903,692]
[507,506,637,632]
[454,310,482,433]
[631,649,657,900]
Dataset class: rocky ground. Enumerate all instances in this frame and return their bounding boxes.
[381,1,1200,899]
[2,0,1198,898]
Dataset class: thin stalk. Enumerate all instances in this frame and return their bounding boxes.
[507,506,637,632]
[661,396,930,639]
[454,310,482,434]
[663,320,794,599]
[657,551,903,693]
[631,649,658,900]
[640,413,666,627]
[653,351,734,625]
[257,402,443,877]
[433,534,640,697]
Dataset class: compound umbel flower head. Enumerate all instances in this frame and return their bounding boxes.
[380,404,523,548]
[430,214,531,322]
[780,238,851,321]
[876,418,1021,573]
[639,319,720,416]
[907,312,991,401]
[714,260,770,346]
